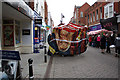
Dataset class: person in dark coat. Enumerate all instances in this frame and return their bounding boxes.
[115,34,120,57]
[106,34,111,53]
[100,34,106,53]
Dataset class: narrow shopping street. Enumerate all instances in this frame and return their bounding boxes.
[0,1,120,80]
[47,46,118,78]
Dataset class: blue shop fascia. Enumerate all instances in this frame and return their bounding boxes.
[33,11,43,53]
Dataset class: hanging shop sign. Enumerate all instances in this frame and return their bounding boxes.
[35,19,42,25]
[100,17,118,31]
[22,29,30,35]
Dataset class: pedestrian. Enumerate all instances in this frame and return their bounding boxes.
[100,33,106,54]
[94,35,97,47]
[115,34,120,57]
[106,34,111,53]
[89,35,92,46]
[97,35,100,48]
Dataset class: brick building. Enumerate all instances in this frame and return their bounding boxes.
[72,2,90,26]
[85,1,120,31]
[85,2,108,31]
[44,0,48,25]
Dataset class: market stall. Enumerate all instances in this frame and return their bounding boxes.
[47,23,88,56]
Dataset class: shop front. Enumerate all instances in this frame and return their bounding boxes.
[100,16,118,32]
[33,11,43,53]
[1,2,34,53]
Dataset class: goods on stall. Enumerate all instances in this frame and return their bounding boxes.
[47,23,88,56]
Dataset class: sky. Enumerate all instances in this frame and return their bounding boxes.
[46,0,97,26]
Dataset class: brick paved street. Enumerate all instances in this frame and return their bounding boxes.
[48,46,119,78]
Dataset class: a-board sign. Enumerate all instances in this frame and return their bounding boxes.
[0,50,21,60]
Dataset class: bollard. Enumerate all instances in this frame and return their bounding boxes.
[44,46,47,63]
[28,58,34,80]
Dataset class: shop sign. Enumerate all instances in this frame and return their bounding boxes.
[0,50,21,80]
[100,17,117,31]
[22,29,30,35]
[90,24,101,31]
[35,19,42,25]
[0,50,21,60]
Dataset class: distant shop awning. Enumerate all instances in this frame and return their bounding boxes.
[87,29,113,35]
[100,17,117,31]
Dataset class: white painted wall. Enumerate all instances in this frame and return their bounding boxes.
[0,2,2,50]
[21,19,33,53]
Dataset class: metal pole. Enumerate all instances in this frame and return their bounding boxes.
[28,58,34,80]
[44,46,47,63]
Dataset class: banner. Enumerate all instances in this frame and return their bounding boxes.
[47,23,88,56]
[100,17,118,31]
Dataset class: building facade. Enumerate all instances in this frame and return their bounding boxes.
[85,2,108,31]
[85,1,120,32]
[1,1,34,53]
[72,3,90,26]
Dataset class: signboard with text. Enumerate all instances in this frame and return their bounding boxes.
[22,29,30,35]
[0,50,21,60]
[0,50,21,80]
[100,17,118,31]
[35,19,42,24]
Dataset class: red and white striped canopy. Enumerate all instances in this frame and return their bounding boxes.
[54,23,87,32]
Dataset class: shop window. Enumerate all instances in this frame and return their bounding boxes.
[15,20,21,44]
[3,20,14,46]
[15,25,20,44]
[3,25,14,46]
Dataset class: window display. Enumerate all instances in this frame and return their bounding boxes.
[3,25,14,46]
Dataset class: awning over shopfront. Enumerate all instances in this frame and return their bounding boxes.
[3,0,34,19]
